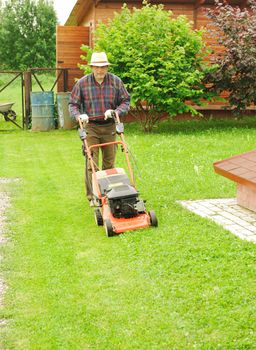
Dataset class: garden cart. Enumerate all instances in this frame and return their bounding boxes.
[78,112,158,237]
[0,102,22,129]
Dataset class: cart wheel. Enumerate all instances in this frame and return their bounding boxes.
[105,219,114,237]
[94,208,103,226]
[149,210,158,227]
[4,110,16,121]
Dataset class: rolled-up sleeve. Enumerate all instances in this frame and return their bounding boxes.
[68,81,82,120]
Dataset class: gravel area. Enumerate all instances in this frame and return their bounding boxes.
[0,192,9,329]
[0,178,19,330]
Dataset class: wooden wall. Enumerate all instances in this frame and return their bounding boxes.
[93,2,216,47]
[56,26,90,91]
[95,2,195,23]
[81,7,94,26]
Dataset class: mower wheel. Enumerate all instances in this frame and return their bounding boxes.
[94,208,103,226]
[105,219,114,237]
[149,210,158,227]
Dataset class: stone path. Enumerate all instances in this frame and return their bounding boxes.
[178,198,256,243]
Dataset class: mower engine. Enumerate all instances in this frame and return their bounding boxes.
[93,168,146,219]
[107,184,145,218]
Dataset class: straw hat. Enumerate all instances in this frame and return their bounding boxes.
[89,52,111,66]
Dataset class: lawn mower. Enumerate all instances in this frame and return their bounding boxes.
[78,112,158,237]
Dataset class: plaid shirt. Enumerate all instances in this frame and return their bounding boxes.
[69,73,130,121]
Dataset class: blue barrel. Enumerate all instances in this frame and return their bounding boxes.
[31,91,55,131]
[56,92,76,129]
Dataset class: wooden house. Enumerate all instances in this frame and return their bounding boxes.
[56,0,250,115]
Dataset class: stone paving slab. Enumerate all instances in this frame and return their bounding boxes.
[178,198,256,243]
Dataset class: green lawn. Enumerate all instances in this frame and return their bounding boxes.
[0,118,256,349]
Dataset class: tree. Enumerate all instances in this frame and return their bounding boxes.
[206,0,256,113]
[80,2,215,132]
[0,0,57,70]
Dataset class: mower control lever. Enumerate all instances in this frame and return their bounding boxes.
[78,128,87,140]
[116,122,124,134]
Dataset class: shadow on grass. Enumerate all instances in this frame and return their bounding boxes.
[0,119,24,133]
[2,116,256,136]
[0,129,22,133]
[125,116,256,135]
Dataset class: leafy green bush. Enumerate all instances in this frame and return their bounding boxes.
[80,2,215,131]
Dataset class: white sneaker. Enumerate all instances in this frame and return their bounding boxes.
[89,199,99,207]
[89,200,95,207]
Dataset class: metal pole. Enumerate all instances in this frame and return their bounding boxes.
[63,69,68,92]
[23,71,32,129]
[21,72,25,129]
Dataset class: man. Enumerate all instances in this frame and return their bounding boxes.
[69,52,130,206]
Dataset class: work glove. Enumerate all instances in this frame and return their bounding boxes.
[104,109,115,120]
[78,114,89,123]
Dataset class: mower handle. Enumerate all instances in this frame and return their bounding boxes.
[88,140,124,151]
[78,114,135,186]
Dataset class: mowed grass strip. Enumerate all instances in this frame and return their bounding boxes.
[0,118,256,349]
